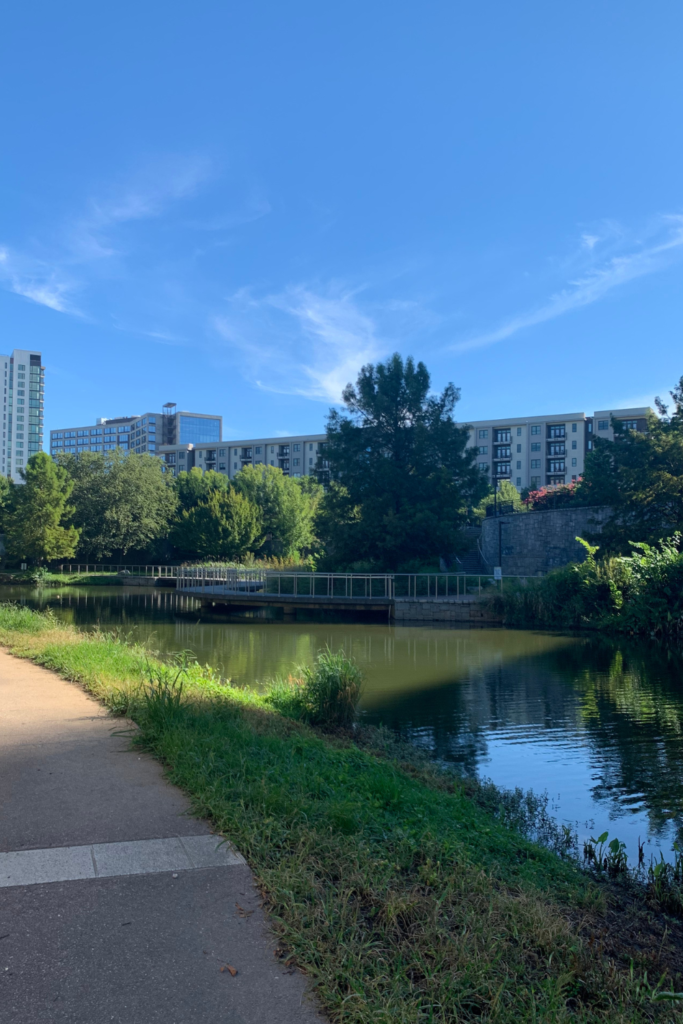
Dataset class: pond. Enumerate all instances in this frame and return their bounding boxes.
[7,584,683,864]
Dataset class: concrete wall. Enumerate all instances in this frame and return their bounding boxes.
[480,506,611,576]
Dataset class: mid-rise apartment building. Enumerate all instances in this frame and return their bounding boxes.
[49,404,222,459]
[1,349,44,481]
[464,406,651,490]
[158,407,650,488]
[159,434,327,478]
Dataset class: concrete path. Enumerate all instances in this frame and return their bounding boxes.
[0,649,322,1023]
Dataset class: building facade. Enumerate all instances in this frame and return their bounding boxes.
[464,406,651,490]
[159,434,327,478]
[50,406,222,459]
[1,349,44,481]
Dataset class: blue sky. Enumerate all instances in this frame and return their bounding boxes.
[2,1,682,439]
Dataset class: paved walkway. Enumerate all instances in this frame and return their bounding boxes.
[0,649,322,1023]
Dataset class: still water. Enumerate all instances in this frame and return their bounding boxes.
[8,585,683,862]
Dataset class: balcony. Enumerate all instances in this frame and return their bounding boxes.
[278,445,290,457]
[547,460,565,474]
[494,430,511,443]
[494,447,511,459]
[494,463,511,476]
[547,426,566,439]
[547,444,565,456]
[241,448,253,459]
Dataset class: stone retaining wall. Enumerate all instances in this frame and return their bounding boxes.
[392,598,502,623]
[480,505,611,576]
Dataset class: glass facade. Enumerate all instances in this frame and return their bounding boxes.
[179,415,221,444]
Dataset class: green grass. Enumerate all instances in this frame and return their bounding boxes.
[0,602,681,1022]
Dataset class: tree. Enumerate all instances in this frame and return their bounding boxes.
[5,453,80,563]
[233,464,322,558]
[318,353,488,568]
[577,377,683,552]
[175,467,228,512]
[59,450,178,560]
[170,488,261,560]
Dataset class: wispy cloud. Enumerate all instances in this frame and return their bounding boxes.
[214,284,386,403]
[0,247,79,314]
[0,155,214,314]
[453,214,683,352]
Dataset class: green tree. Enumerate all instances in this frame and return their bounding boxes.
[233,464,322,558]
[59,450,178,559]
[318,353,488,568]
[5,453,80,563]
[170,488,261,560]
[577,377,683,552]
[175,467,228,512]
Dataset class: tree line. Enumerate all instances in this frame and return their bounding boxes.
[4,357,682,568]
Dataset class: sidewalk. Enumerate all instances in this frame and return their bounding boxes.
[0,649,322,1023]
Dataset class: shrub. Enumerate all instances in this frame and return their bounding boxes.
[266,647,363,729]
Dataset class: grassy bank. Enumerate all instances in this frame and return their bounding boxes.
[2,604,683,1021]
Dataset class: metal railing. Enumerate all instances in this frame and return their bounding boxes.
[57,564,180,577]
[177,568,533,600]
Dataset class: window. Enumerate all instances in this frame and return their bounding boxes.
[548,460,565,473]
[219,463,226,471]
[293,443,300,452]
[270,446,274,453]
[78,429,87,436]
[598,420,609,431]
[516,444,521,453]
[531,425,540,435]
[309,457,313,465]
[293,457,300,466]
[572,475,577,481]
[620,419,638,430]
[516,460,521,469]
[141,417,146,425]
[478,429,488,439]
[309,443,313,450]
[572,423,577,432]
[494,429,511,443]
[516,427,522,436]
[531,476,541,487]
[179,452,186,460]
[148,417,156,424]
[547,425,566,439]
[516,477,521,486]
[587,440,593,450]
[571,457,577,467]
[234,462,238,469]
[531,459,541,469]
[255,446,262,454]
[148,426,156,434]
[478,445,488,454]
[572,440,577,449]
[531,442,540,452]
[218,449,225,457]
[178,415,221,445]
[148,443,155,451]
[478,462,489,472]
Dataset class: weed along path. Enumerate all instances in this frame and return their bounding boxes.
[0,649,322,1024]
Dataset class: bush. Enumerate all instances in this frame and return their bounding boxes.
[266,647,363,729]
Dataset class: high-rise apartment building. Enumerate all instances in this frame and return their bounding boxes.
[49,404,222,459]
[1,349,44,480]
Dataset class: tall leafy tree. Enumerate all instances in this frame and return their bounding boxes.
[170,488,260,560]
[5,453,80,563]
[578,377,683,551]
[59,450,178,559]
[318,353,487,568]
[175,467,228,511]
[233,464,322,558]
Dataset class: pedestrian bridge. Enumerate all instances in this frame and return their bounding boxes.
[176,567,514,617]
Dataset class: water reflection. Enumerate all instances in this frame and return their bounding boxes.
[7,585,683,861]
